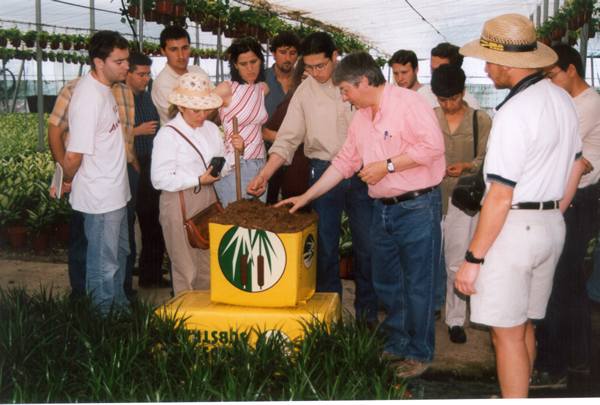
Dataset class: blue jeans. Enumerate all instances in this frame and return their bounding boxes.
[308,159,378,322]
[83,207,130,315]
[215,158,267,208]
[589,229,600,302]
[436,242,447,312]
[68,209,87,297]
[534,183,598,376]
[125,163,139,297]
[371,187,442,362]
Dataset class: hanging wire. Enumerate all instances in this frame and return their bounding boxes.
[50,0,122,15]
[404,0,448,42]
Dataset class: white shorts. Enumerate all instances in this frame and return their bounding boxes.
[470,209,565,328]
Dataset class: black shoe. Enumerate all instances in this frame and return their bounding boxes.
[529,369,567,389]
[139,276,171,288]
[435,310,441,320]
[448,325,467,344]
[366,319,380,332]
[161,266,170,275]
[132,267,140,277]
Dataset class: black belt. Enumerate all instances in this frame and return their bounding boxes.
[510,201,560,210]
[378,186,437,205]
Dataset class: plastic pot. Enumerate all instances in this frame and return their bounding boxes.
[8,226,27,249]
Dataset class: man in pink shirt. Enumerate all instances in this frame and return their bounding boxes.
[278,51,445,379]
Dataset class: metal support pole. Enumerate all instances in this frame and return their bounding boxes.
[216,27,221,85]
[36,0,44,152]
[2,58,8,111]
[139,0,144,52]
[10,60,25,114]
[591,56,595,87]
[90,0,95,35]
[536,5,541,27]
[554,0,560,14]
[195,25,200,66]
[266,38,270,67]
[543,0,549,22]
[581,22,589,78]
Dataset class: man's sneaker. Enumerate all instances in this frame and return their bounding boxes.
[529,369,567,389]
[394,358,432,379]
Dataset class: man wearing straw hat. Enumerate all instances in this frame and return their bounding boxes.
[456,14,585,397]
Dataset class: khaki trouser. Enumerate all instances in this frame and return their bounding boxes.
[159,186,217,296]
[442,197,479,327]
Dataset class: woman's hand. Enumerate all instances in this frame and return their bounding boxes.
[199,166,221,185]
[446,162,473,177]
[231,133,245,154]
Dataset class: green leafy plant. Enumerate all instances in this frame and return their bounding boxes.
[25,192,56,237]
[3,27,22,41]
[23,30,38,43]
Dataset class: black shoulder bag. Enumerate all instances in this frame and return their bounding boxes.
[451,110,486,216]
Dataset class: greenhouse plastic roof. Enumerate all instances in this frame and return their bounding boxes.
[2,0,600,57]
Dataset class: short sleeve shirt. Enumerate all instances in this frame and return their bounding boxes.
[484,79,582,204]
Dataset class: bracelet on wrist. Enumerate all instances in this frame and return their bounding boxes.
[465,250,484,264]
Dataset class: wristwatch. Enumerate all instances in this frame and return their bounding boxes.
[465,250,484,264]
[386,158,395,173]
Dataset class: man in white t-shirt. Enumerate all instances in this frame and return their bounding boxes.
[63,31,132,315]
[151,26,214,124]
[457,14,584,398]
[532,44,600,389]
[417,43,481,109]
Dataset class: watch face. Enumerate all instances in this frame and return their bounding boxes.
[387,162,394,172]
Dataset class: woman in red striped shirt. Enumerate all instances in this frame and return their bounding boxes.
[212,37,270,207]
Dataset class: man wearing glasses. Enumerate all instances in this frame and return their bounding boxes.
[531,44,600,389]
[247,33,379,331]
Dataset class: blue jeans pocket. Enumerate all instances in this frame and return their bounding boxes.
[401,193,431,210]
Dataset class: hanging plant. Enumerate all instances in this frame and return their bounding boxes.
[48,32,62,50]
[4,27,22,48]
[37,30,49,49]
[24,30,38,48]
[72,34,86,50]
[0,29,7,48]
[172,0,186,18]
[156,0,174,15]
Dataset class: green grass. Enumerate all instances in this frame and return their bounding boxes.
[0,285,406,402]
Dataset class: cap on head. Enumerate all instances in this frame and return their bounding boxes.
[460,13,557,69]
[168,73,223,110]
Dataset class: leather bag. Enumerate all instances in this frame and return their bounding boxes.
[451,110,486,216]
[167,125,224,249]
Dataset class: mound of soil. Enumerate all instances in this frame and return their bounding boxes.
[210,199,319,234]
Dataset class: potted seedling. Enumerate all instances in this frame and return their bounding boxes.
[62,34,74,51]
[0,29,7,47]
[72,34,85,50]
[48,32,62,50]
[25,197,56,251]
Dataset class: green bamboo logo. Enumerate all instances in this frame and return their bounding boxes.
[303,234,315,269]
[218,226,286,292]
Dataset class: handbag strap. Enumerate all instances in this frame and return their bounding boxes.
[472,109,478,159]
[165,124,221,204]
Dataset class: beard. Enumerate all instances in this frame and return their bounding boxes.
[277,62,293,74]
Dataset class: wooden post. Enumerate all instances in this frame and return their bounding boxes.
[233,117,242,201]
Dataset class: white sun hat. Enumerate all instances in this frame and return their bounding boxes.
[167,73,223,110]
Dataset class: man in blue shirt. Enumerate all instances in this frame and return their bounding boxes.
[264,31,301,204]
[126,52,170,288]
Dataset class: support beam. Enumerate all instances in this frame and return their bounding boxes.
[581,22,589,77]
[90,0,95,35]
[138,0,144,52]
[543,0,549,22]
[36,0,44,153]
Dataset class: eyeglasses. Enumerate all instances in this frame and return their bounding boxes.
[305,58,330,72]
[339,86,350,97]
[544,69,562,81]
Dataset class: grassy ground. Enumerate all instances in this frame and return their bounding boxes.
[0,285,407,402]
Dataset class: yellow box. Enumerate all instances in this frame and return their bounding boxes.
[209,223,317,307]
[157,291,341,347]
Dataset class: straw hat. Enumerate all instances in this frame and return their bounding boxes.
[460,14,557,69]
[167,73,223,110]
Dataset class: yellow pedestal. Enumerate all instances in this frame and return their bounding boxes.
[209,223,317,307]
[157,291,341,347]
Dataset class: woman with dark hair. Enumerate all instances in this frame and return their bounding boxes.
[212,37,270,207]
[431,64,491,345]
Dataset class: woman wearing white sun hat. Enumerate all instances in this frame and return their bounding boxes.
[151,73,241,296]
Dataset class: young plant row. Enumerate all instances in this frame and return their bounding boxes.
[0,285,407,402]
